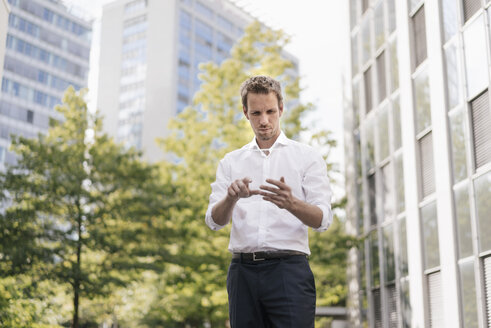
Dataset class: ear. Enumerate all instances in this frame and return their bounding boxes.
[243,106,249,120]
[278,102,284,117]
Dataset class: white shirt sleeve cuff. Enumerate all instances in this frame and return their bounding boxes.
[205,208,227,231]
[312,204,333,232]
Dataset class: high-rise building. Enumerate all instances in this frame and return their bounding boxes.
[344,0,491,327]
[0,0,9,80]
[97,0,298,162]
[0,0,92,167]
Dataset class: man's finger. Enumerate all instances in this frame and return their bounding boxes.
[259,185,280,194]
[242,177,252,185]
[265,178,285,188]
[280,176,285,183]
[249,189,261,195]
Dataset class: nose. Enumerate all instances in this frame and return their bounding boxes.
[259,113,268,125]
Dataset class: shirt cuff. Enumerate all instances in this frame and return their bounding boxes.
[205,207,227,231]
[312,204,333,232]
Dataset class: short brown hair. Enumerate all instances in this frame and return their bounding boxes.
[240,76,283,109]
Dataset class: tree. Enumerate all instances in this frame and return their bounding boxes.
[132,21,352,326]
[0,88,169,327]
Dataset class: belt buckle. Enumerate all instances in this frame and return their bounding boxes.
[252,252,265,261]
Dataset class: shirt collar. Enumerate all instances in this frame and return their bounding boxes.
[245,131,291,150]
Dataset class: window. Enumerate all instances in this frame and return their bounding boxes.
[370,230,380,286]
[390,39,399,92]
[376,51,387,103]
[441,0,459,42]
[475,171,491,252]
[449,108,469,182]
[454,184,473,258]
[392,97,402,150]
[444,43,462,109]
[26,110,33,124]
[362,15,371,64]
[368,173,377,226]
[395,153,405,213]
[388,0,396,33]
[463,0,481,22]
[412,5,427,69]
[420,132,435,197]
[378,105,390,161]
[362,0,369,13]
[382,162,394,219]
[463,15,488,98]
[364,66,373,113]
[373,287,382,327]
[459,260,478,327]
[422,201,439,269]
[374,1,385,49]
[414,69,431,134]
[383,223,396,282]
[352,33,359,77]
[470,90,491,169]
[398,217,408,276]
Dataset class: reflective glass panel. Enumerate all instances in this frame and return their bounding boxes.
[413,69,431,134]
[370,230,380,286]
[398,217,408,276]
[454,183,473,258]
[441,0,458,42]
[449,108,468,183]
[362,15,372,64]
[395,153,405,213]
[390,39,399,92]
[392,97,402,150]
[374,1,385,50]
[352,33,359,77]
[378,104,390,161]
[383,223,396,282]
[365,116,376,170]
[445,43,462,109]
[382,162,394,220]
[475,171,491,252]
[422,201,440,269]
[463,15,488,99]
[388,0,396,33]
[459,260,478,328]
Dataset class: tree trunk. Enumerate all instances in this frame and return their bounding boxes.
[72,204,83,328]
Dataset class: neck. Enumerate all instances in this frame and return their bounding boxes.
[256,133,280,149]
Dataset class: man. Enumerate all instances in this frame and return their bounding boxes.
[205,75,333,327]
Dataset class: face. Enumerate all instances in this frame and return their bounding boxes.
[243,92,283,149]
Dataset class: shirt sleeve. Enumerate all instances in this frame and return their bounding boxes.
[205,158,229,231]
[302,152,333,232]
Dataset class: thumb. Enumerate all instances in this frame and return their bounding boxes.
[242,177,252,185]
[280,176,285,183]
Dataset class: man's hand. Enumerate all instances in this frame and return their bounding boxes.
[211,177,260,226]
[258,177,295,210]
[227,177,260,201]
[259,177,323,229]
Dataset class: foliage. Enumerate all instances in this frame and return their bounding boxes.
[0,88,170,327]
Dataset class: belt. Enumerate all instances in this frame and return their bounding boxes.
[232,250,307,262]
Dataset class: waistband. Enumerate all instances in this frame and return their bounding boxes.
[232,250,307,262]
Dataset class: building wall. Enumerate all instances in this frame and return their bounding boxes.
[0,0,9,80]
[345,0,491,327]
[0,0,92,167]
[97,0,298,163]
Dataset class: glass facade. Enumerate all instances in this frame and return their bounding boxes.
[176,0,243,113]
[346,0,491,327]
[0,0,91,166]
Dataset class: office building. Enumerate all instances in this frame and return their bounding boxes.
[97,0,298,162]
[344,0,491,327]
[0,0,9,80]
[0,0,92,167]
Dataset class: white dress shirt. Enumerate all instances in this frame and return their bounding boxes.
[205,132,333,255]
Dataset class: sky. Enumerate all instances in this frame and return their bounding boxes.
[64,0,349,173]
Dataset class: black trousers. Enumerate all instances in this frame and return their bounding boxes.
[227,255,316,328]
